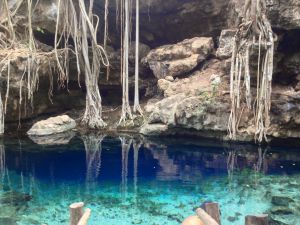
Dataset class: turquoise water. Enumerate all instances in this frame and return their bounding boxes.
[0,135,299,225]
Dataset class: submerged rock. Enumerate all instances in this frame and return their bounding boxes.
[269,218,289,225]
[27,115,76,136]
[270,207,294,215]
[0,217,18,225]
[271,196,294,207]
[0,191,32,205]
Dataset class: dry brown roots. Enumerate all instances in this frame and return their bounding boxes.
[228,0,275,142]
[0,0,110,134]
[0,0,54,134]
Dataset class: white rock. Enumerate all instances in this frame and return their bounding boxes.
[27,115,76,136]
[140,124,168,135]
[165,76,174,82]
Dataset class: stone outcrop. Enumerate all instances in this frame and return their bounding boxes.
[29,0,300,46]
[216,29,236,59]
[229,0,300,30]
[27,115,76,136]
[141,57,230,138]
[142,37,214,79]
[140,34,300,141]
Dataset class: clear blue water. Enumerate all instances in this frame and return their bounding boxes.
[0,135,299,225]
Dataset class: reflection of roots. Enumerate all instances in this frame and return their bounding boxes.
[0,93,4,135]
[227,151,237,181]
[82,134,105,182]
[133,140,142,192]
[0,142,5,177]
[254,147,268,173]
[0,0,109,133]
[120,137,132,199]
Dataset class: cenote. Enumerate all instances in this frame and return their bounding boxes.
[1,0,300,224]
[0,135,299,225]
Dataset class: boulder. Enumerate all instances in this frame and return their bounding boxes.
[27,115,76,136]
[216,29,236,59]
[143,37,214,79]
[148,94,186,125]
[157,59,225,97]
[271,196,294,207]
[140,124,168,136]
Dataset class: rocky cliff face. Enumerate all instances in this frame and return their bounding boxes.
[1,0,300,142]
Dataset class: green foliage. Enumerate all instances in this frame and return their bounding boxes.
[35,26,44,34]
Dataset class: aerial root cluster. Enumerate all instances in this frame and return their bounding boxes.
[0,0,144,134]
[228,0,275,142]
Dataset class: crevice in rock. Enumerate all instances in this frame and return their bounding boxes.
[273,28,300,87]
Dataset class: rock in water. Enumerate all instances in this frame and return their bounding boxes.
[27,115,76,136]
[182,215,204,225]
[0,191,32,205]
[271,196,294,207]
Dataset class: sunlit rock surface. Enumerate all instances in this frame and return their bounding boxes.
[27,115,76,136]
[143,37,214,79]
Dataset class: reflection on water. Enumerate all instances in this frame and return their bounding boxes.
[0,135,299,225]
[133,140,141,194]
[120,137,132,200]
[0,141,5,177]
[82,134,105,182]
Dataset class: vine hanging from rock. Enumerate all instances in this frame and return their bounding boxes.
[118,0,133,126]
[228,0,275,142]
[0,0,147,134]
[0,0,54,134]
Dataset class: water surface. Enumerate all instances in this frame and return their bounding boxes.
[0,135,299,225]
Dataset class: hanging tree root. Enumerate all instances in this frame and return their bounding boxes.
[54,0,109,129]
[133,0,143,115]
[80,0,109,129]
[0,0,60,133]
[118,0,134,126]
[0,0,110,133]
[228,0,275,142]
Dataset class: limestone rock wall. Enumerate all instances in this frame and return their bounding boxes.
[1,0,300,141]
